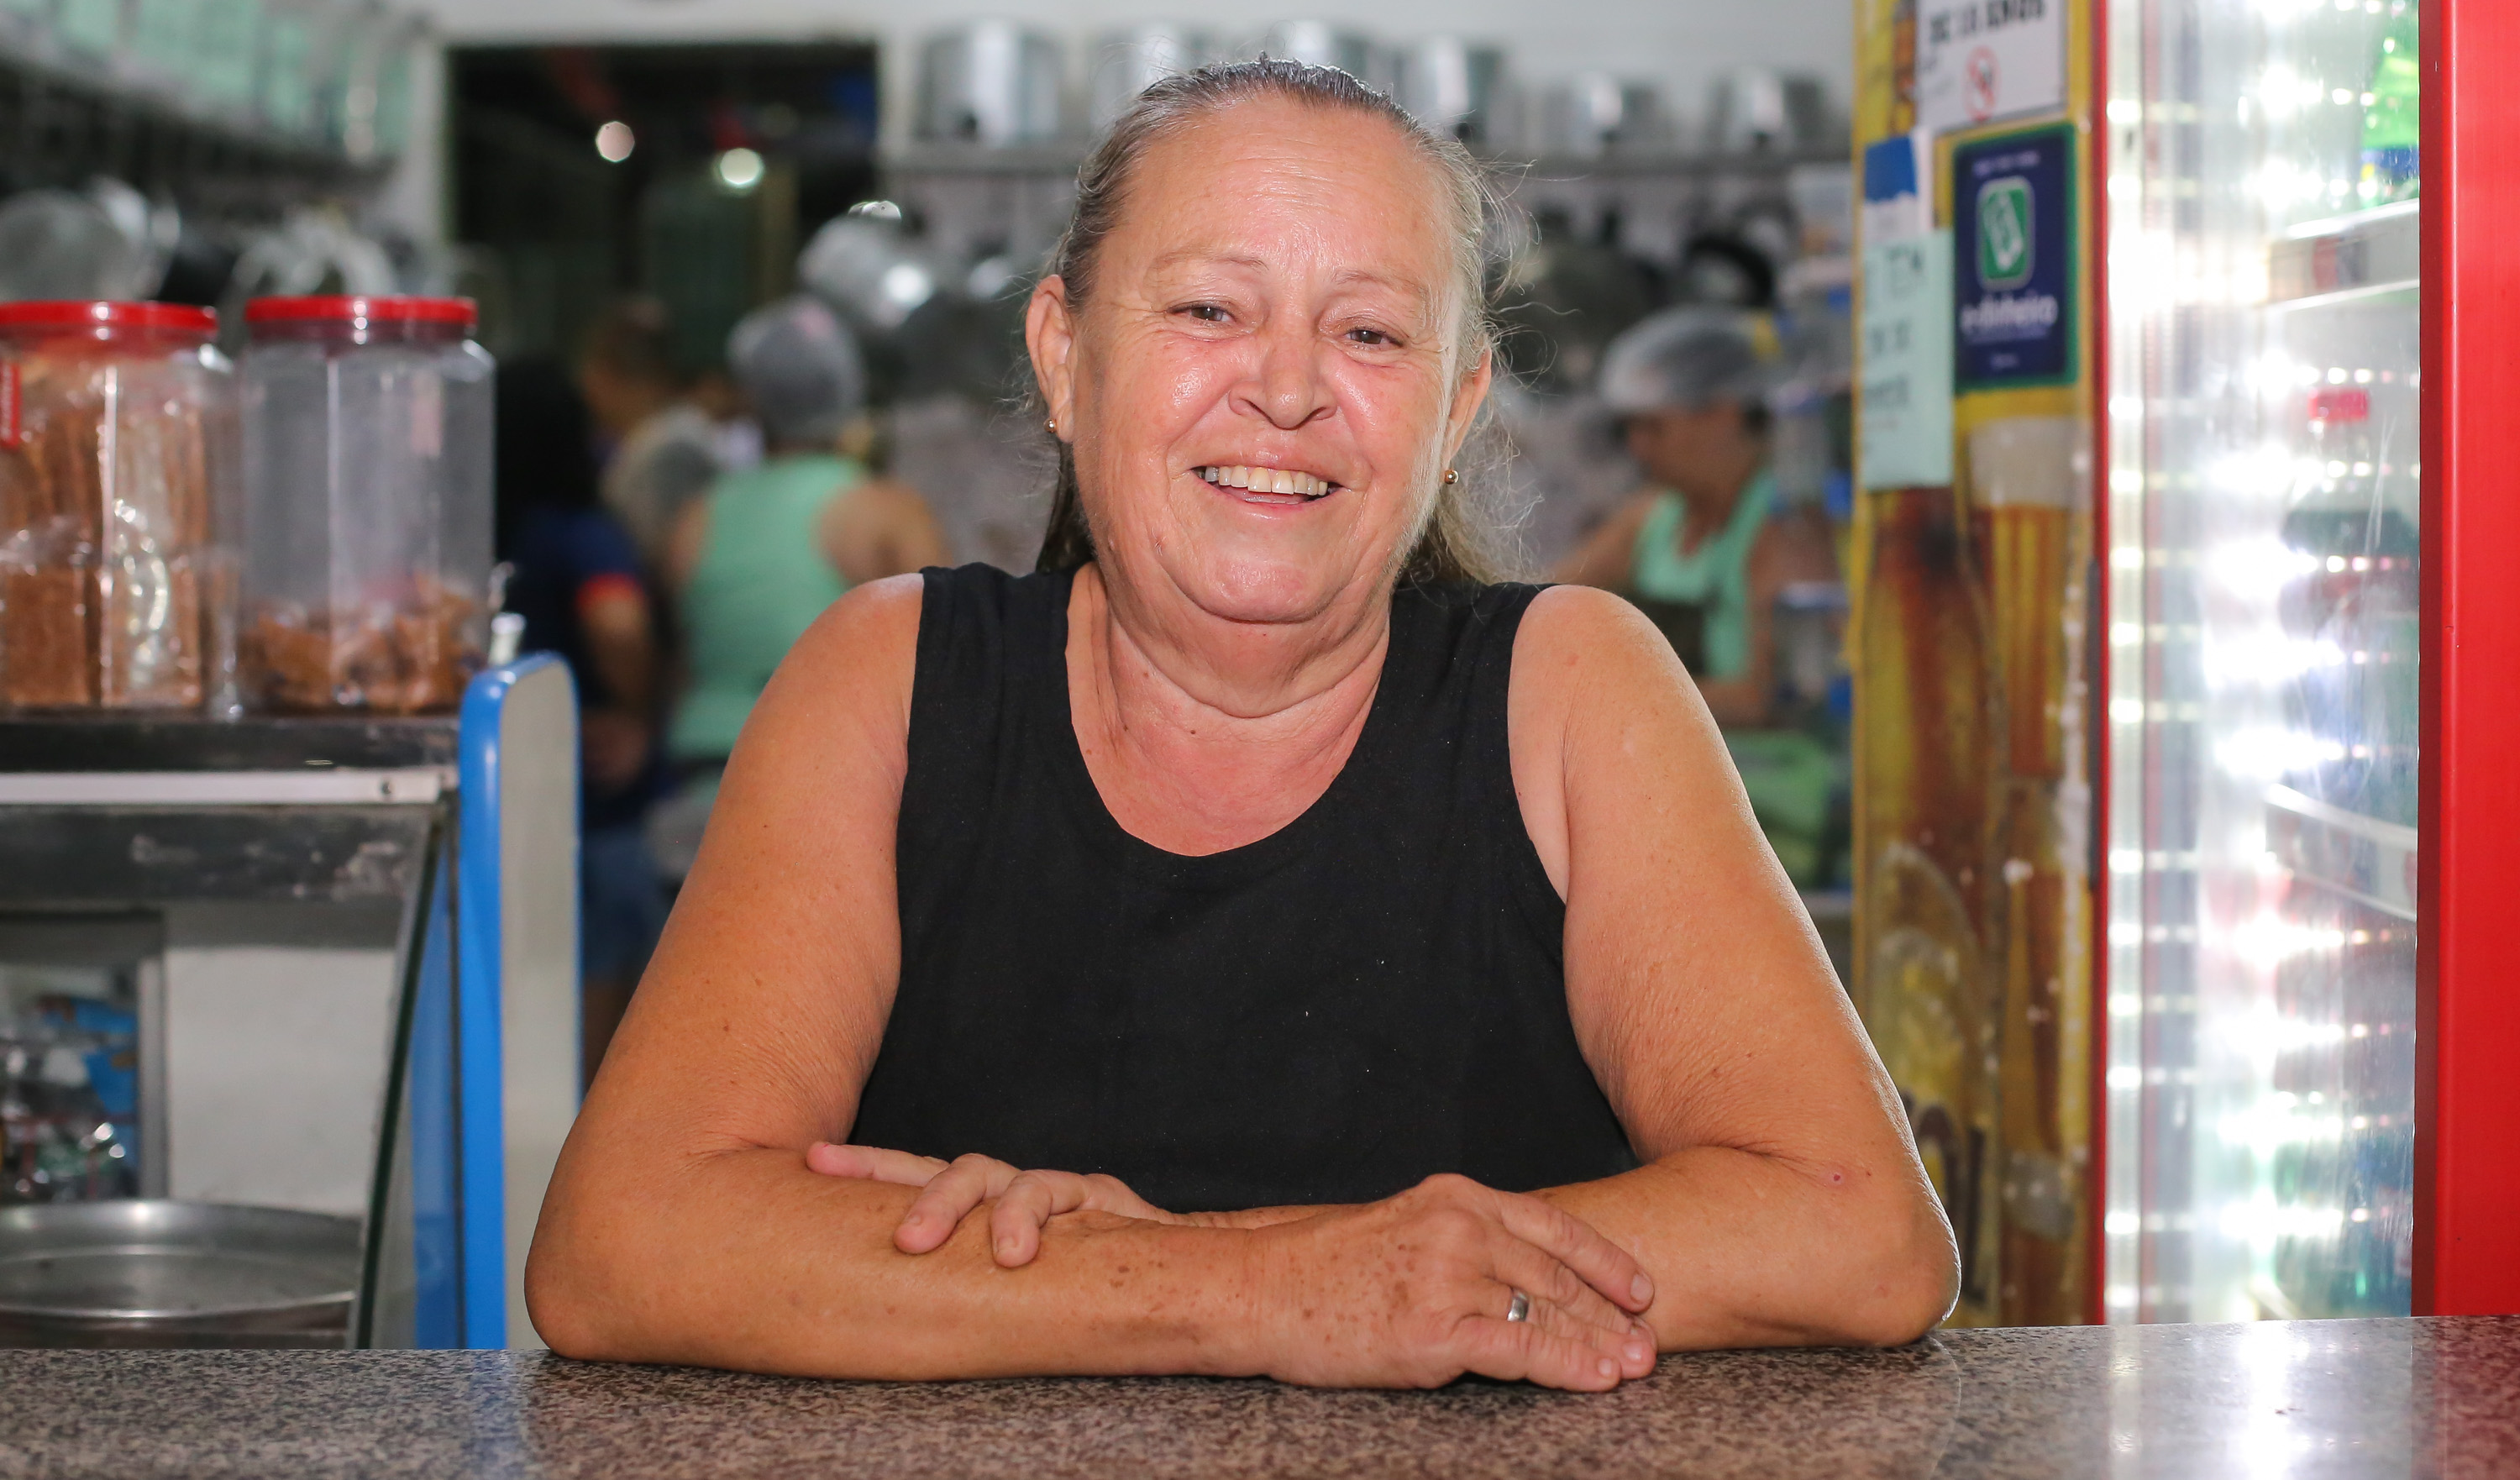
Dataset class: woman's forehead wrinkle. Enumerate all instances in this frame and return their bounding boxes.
[1144,249,1271,276]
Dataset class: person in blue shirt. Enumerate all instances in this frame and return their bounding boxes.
[495,359,669,1080]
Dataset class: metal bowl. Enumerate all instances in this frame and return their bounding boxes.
[0,1200,359,1348]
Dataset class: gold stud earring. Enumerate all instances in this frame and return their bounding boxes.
[1441,468,1459,485]
[1044,417,1058,435]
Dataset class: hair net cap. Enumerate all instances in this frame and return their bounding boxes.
[727,295,867,449]
[1598,307,1778,415]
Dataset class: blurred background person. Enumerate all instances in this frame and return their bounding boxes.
[577,297,722,569]
[1552,307,1841,887]
[646,294,948,880]
[1553,307,1835,727]
[495,358,669,1080]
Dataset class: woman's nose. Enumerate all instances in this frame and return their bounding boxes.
[1236,322,1334,431]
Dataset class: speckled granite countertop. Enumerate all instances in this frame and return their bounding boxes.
[2,1317,2514,1478]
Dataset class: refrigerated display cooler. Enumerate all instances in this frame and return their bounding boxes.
[1851,0,2520,1325]
[2099,0,2520,1324]
[2103,0,2424,1325]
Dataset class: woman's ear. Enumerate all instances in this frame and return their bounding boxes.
[1026,276,1079,438]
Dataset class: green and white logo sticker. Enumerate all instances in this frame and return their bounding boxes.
[1976,176,2034,291]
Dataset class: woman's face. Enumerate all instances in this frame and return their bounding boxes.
[1029,97,1491,629]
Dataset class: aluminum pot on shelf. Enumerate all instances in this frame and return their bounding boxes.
[916,22,1065,146]
[0,179,178,305]
[1392,37,1513,150]
[1704,67,1837,154]
[1532,74,1673,159]
[0,1200,360,1349]
[1089,24,1216,132]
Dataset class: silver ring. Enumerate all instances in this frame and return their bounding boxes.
[1504,1288,1531,1324]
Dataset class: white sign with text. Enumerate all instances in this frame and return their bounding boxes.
[1859,231,1957,489]
[1916,0,2066,135]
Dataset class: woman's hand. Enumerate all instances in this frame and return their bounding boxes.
[1242,1174,1659,1392]
[807,1151,1658,1390]
[806,1144,1183,1267]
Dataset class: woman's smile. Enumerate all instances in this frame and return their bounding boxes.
[1196,463,1342,501]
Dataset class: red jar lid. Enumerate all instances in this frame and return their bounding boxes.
[0,301,218,335]
[246,296,478,328]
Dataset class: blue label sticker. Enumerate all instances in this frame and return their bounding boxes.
[1953,124,2076,387]
[1864,135,1919,204]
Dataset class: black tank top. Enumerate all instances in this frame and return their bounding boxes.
[848,564,1637,1211]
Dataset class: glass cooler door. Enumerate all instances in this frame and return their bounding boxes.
[2103,0,2421,1323]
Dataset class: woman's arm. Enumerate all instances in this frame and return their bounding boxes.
[575,576,658,792]
[818,583,1946,1350]
[1691,511,1840,728]
[660,496,711,597]
[1510,584,1957,1349]
[823,477,950,585]
[526,576,1654,1387]
[1547,493,1653,590]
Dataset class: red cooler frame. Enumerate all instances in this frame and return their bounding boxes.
[2416,0,2520,1318]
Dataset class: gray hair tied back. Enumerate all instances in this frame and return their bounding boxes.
[1032,58,1518,585]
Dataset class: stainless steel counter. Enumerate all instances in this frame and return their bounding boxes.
[1,1316,2514,1477]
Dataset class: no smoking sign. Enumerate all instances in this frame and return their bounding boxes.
[1965,47,2000,122]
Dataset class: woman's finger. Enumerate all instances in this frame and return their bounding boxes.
[1485,1233,1652,1367]
[895,1153,1021,1253]
[804,1142,949,1186]
[1487,1282,1651,1381]
[1453,1309,1628,1392]
[988,1171,1183,1267]
[989,1170,1091,1266]
[1486,1189,1655,1315]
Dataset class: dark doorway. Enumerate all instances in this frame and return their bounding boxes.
[449,41,879,375]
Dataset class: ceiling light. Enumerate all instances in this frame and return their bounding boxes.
[715,147,764,192]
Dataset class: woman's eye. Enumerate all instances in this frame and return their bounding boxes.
[1179,303,1229,323]
[1346,327,1396,347]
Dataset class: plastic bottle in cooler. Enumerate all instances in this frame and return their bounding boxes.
[2360,9,2419,206]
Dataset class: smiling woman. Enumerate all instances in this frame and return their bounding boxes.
[524,60,1958,1391]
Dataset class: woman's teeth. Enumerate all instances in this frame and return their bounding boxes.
[1198,465,1337,499]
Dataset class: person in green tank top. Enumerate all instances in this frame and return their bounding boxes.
[649,296,947,876]
[1553,307,1837,729]
[1553,308,1845,886]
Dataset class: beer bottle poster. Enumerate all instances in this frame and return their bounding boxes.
[1953,123,2077,388]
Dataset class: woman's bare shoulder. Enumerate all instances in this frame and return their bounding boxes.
[1515,582,1699,712]
[1506,584,1719,896]
[738,572,927,777]
[789,570,924,678]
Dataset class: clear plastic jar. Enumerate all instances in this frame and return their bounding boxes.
[239,297,493,715]
[0,301,239,713]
